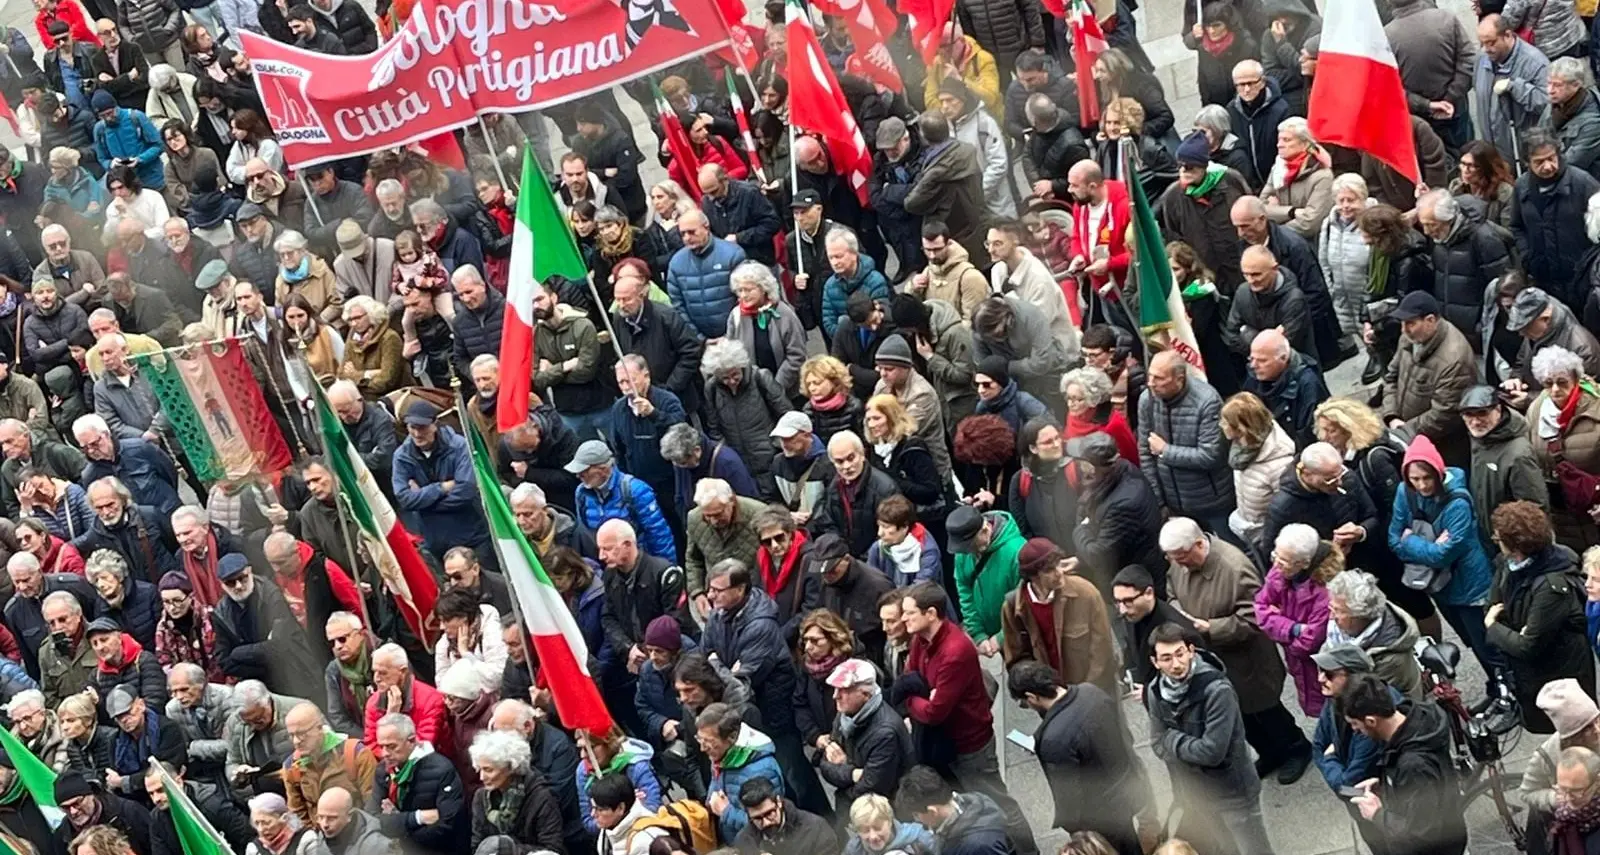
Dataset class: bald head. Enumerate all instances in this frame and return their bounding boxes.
[1249,329,1292,381]
[1066,160,1105,203]
[316,787,355,837]
[1241,245,1279,292]
[795,135,827,173]
[1479,14,1516,62]
[1231,195,1270,245]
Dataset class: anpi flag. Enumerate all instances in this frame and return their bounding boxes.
[314,389,439,647]
[786,0,873,205]
[1127,141,1206,381]
[1306,0,1417,184]
[498,148,589,432]
[151,759,229,855]
[463,412,614,734]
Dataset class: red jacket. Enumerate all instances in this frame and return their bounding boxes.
[905,619,991,754]
[1068,179,1131,292]
[363,676,451,759]
[35,1,98,48]
[668,136,748,190]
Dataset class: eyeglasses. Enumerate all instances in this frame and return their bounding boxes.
[706,583,731,595]
[759,534,787,546]
[1234,77,1264,89]
[221,575,250,588]
[327,631,357,646]
[1112,593,1145,607]
[44,240,67,249]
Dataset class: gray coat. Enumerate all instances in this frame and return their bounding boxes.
[333,237,398,304]
[922,300,978,433]
[1144,650,1260,809]
[972,295,1071,415]
[726,301,809,398]
[93,369,170,442]
[1318,209,1372,337]
[1385,0,1476,113]
[1473,39,1551,159]
[166,682,239,766]
[1138,375,1234,517]
[1502,0,1585,61]
[224,692,309,784]
[1540,88,1600,177]
[316,809,399,855]
[703,367,793,479]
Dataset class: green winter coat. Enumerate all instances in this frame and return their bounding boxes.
[954,511,1024,643]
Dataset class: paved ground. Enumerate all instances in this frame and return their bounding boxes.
[2,0,1533,850]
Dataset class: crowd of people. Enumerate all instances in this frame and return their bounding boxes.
[6,0,1600,854]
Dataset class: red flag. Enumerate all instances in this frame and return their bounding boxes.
[1067,0,1107,126]
[713,0,762,71]
[786,0,872,205]
[900,0,956,64]
[0,93,18,136]
[413,132,465,172]
[725,74,768,183]
[1307,0,1418,184]
[655,83,705,199]
[811,0,905,92]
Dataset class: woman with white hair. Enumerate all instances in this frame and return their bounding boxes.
[843,793,936,855]
[244,792,319,855]
[1061,366,1138,464]
[701,338,792,497]
[1255,523,1341,717]
[43,147,105,216]
[1527,345,1600,547]
[1317,173,1373,351]
[274,229,342,326]
[1325,570,1424,699]
[644,179,694,277]
[1261,117,1333,240]
[338,295,410,399]
[7,689,69,771]
[726,261,808,398]
[85,548,160,649]
[468,729,566,853]
[1191,104,1256,180]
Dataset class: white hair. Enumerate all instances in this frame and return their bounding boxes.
[509,482,546,507]
[84,549,128,583]
[235,680,272,709]
[468,729,532,774]
[701,339,751,378]
[694,478,734,507]
[471,353,499,373]
[327,379,361,405]
[326,611,363,633]
[1331,172,1368,198]
[1158,517,1205,552]
[1418,188,1457,223]
[72,414,110,441]
[1274,523,1321,565]
[377,712,417,740]
[372,642,410,669]
[451,264,486,288]
[1059,367,1112,406]
[374,179,405,199]
[4,689,44,717]
[171,505,209,528]
[1588,191,1600,244]
[344,295,389,328]
[596,518,636,543]
[167,662,207,685]
[1552,56,1593,86]
[827,430,864,455]
[273,230,308,252]
[247,793,293,823]
[491,699,538,731]
[824,226,859,253]
[7,552,40,576]
[40,590,80,615]
[730,261,782,304]
[1326,570,1386,619]
[1276,116,1316,148]
[1533,345,1586,385]
[1300,441,1343,472]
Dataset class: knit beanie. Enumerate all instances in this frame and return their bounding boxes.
[643,615,682,651]
[1538,678,1600,738]
[90,90,116,114]
[1175,130,1212,168]
[1017,538,1063,579]
[875,334,915,368]
[974,355,1010,387]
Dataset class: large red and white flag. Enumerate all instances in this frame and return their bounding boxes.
[786,0,873,205]
[900,0,955,64]
[712,0,762,72]
[1306,0,1418,184]
[811,0,905,92]
[1067,0,1107,127]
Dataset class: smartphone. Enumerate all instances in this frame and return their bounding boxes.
[1338,786,1367,801]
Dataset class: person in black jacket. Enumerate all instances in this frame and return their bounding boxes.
[1009,661,1141,855]
[371,712,468,855]
[733,776,840,855]
[145,763,254,855]
[700,168,782,268]
[597,518,694,654]
[1069,433,1164,598]
[1416,190,1512,340]
[817,658,913,811]
[308,0,377,54]
[300,164,374,257]
[1226,247,1313,360]
[89,24,150,110]
[327,381,399,494]
[211,554,324,701]
[498,405,581,512]
[467,730,566,854]
[104,689,186,805]
[895,766,1018,855]
[1344,675,1468,855]
[573,104,647,223]
[831,291,899,401]
[612,271,704,417]
[1008,419,1076,554]
[1512,130,1600,309]
[487,697,587,855]
[88,618,167,709]
[1022,95,1091,197]
[1109,565,1194,685]
[871,118,924,284]
[813,535,895,662]
[53,774,153,855]
[1226,62,1290,188]
[286,5,347,54]
[810,432,903,558]
[1484,502,1596,734]
[1005,51,1077,144]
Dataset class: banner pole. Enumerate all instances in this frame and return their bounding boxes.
[788,123,803,281]
[299,173,325,228]
[478,119,515,194]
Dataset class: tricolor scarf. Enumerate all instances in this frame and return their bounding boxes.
[1559,380,1600,433]
[1185,163,1227,198]
[740,300,779,330]
[295,730,345,769]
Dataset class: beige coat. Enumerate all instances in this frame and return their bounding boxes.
[1229,422,1296,545]
[1263,163,1335,240]
[1167,535,1287,714]
[1382,320,1478,465]
[276,256,344,325]
[917,242,991,322]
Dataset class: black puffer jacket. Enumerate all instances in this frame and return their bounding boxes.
[1485,544,1595,733]
[1100,68,1175,140]
[1025,117,1092,187]
[1224,269,1312,358]
[1427,201,1513,340]
[803,395,864,445]
[956,0,1045,65]
[118,0,182,52]
[449,286,506,382]
[468,771,566,854]
[1513,164,1600,307]
[313,0,378,54]
[1072,459,1165,595]
[372,747,468,855]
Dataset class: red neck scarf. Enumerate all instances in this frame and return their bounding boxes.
[182,532,224,608]
[1201,30,1236,56]
[810,391,848,412]
[759,529,809,596]
[1280,151,1311,188]
[1559,382,1588,433]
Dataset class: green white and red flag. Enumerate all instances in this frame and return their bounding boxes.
[462,408,614,734]
[497,147,589,432]
[724,74,767,185]
[1126,140,1206,381]
[0,722,60,827]
[150,759,229,855]
[130,340,292,481]
[313,388,439,647]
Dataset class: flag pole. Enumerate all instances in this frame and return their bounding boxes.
[478,118,515,194]
[787,126,803,282]
[299,174,325,228]
[303,381,377,634]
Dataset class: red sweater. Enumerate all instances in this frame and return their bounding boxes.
[667,136,749,190]
[906,620,992,754]
[35,2,99,49]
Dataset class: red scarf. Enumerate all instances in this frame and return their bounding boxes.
[182,533,225,608]
[1280,151,1311,188]
[1201,30,1236,56]
[759,529,809,597]
[1559,382,1589,433]
[739,300,764,316]
[485,191,514,234]
[810,391,848,412]
[96,633,144,674]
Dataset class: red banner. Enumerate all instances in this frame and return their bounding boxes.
[240,0,731,168]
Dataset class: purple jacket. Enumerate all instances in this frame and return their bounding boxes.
[1254,566,1330,716]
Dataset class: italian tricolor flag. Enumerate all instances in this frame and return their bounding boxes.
[497,147,589,432]
[314,389,439,647]
[464,410,614,734]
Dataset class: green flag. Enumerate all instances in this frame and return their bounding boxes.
[0,722,56,811]
[0,830,36,855]
[153,760,230,855]
[1125,140,1208,380]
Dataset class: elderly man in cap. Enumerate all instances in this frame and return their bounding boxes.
[1309,645,1396,817]
[785,189,838,330]
[1461,385,1547,545]
[818,656,912,811]
[872,333,952,479]
[945,504,1025,658]
[812,532,894,661]
[570,438,676,560]
[1379,291,1478,466]
[1243,328,1328,448]
[230,201,282,292]
[392,399,494,569]
[1522,678,1600,849]
[1504,286,1600,407]
[331,219,397,304]
[1070,431,1167,597]
[104,684,187,801]
[88,615,166,707]
[769,412,830,522]
[212,553,325,699]
[871,117,925,284]
[195,259,240,339]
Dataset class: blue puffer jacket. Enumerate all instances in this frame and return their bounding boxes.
[95,578,160,649]
[667,237,746,339]
[1387,435,1493,607]
[635,636,698,745]
[0,656,36,702]
[707,723,784,842]
[821,253,891,340]
[43,168,107,215]
[391,426,493,563]
[1312,682,1400,791]
[575,736,663,834]
[574,467,675,559]
[92,108,164,190]
[81,437,181,519]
